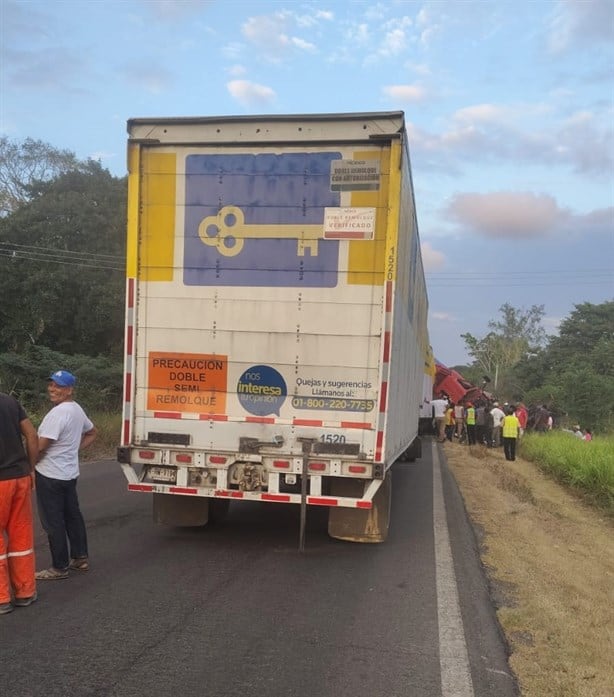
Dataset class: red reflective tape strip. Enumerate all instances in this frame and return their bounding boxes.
[356,501,372,509]
[293,419,323,426]
[169,487,198,495]
[199,414,228,421]
[246,416,275,424]
[307,497,339,507]
[215,490,244,499]
[124,373,132,402]
[379,382,388,412]
[382,331,391,363]
[340,421,372,429]
[375,430,384,461]
[385,281,393,312]
[127,277,135,309]
[261,493,291,502]
[126,324,134,357]
[153,412,182,419]
[122,420,130,446]
[128,484,153,492]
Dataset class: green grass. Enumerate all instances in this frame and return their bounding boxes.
[86,411,123,461]
[520,432,614,513]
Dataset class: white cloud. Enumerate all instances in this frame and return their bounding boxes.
[227,64,247,77]
[408,102,614,176]
[446,192,566,238]
[291,37,316,52]
[141,0,212,21]
[240,9,327,61]
[421,241,446,271]
[227,79,276,107]
[431,311,457,322]
[453,104,510,124]
[382,84,427,103]
[445,192,614,240]
[548,0,614,53]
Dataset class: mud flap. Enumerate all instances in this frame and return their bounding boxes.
[327,472,392,543]
[153,493,210,527]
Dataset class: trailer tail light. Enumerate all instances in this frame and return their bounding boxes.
[139,450,156,460]
[349,465,367,474]
[175,453,193,464]
[309,461,327,471]
[209,455,227,465]
[273,460,290,469]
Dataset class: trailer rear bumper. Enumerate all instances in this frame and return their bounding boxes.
[120,462,378,509]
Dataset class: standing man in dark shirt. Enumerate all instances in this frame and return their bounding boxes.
[0,392,39,614]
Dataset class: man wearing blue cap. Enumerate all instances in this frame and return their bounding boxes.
[35,371,97,580]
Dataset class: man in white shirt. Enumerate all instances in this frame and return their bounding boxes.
[490,402,506,447]
[35,371,97,580]
[431,395,449,442]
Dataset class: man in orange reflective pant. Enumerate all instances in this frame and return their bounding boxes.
[0,392,39,614]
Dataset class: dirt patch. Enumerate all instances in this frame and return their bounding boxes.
[443,440,614,697]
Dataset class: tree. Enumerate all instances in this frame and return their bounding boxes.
[512,301,614,432]
[461,303,546,391]
[0,136,84,216]
[0,161,126,357]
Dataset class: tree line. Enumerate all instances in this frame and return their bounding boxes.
[0,137,125,413]
[1,137,612,431]
[459,301,614,433]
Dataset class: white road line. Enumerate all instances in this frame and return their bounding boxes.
[432,441,475,697]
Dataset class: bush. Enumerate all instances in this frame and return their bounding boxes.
[0,346,122,415]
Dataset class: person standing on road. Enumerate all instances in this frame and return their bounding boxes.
[465,402,476,445]
[444,402,455,442]
[431,394,448,443]
[35,371,97,580]
[453,402,465,440]
[490,402,505,447]
[515,402,528,438]
[0,392,39,614]
[502,407,520,461]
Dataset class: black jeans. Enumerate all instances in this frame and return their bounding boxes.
[35,471,88,570]
[503,437,517,461]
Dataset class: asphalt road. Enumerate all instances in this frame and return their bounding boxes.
[2,440,518,697]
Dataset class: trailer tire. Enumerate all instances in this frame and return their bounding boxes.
[327,473,391,543]
[402,436,422,462]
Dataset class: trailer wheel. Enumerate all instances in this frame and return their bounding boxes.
[402,436,422,462]
[327,473,392,543]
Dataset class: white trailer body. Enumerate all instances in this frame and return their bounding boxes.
[118,111,429,542]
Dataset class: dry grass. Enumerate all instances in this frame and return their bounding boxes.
[443,440,614,697]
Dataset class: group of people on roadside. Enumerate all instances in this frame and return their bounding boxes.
[0,370,97,615]
[433,395,595,455]
[431,395,530,461]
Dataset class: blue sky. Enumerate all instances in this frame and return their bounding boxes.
[2,0,613,365]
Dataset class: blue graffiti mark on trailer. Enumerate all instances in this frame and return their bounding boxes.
[183,153,342,287]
